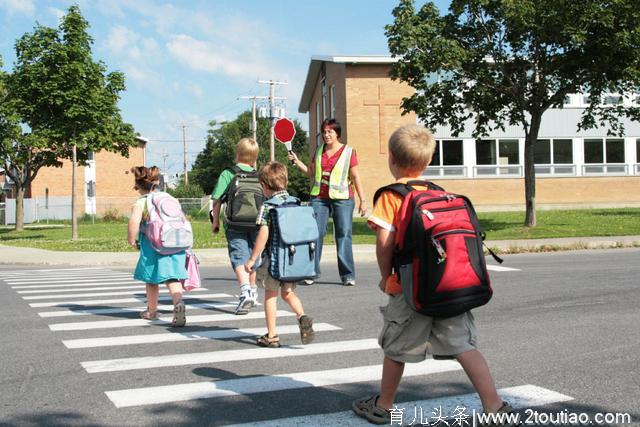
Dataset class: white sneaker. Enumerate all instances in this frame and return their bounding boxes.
[235,290,254,315]
[250,287,258,304]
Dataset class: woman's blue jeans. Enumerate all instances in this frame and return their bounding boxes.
[310,197,355,282]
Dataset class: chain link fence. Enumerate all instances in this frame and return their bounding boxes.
[3,196,211,225]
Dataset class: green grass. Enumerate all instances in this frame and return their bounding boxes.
[1,207,639,252]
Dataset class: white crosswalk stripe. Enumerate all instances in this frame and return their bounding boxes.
[227,385,573,427]
[11,280,140,289]
[38,301,247,318]
[83,338,379,373]
[50,310,295,331]
[28,292,232,308]
[22,287,208,300]
[1,266,575,424]
[105,361,463,408]
[62,323,341,348]
[17,284,148,294]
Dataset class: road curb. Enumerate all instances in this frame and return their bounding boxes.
[1,237,639,267]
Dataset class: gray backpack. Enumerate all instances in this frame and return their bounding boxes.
[222,165,264,232]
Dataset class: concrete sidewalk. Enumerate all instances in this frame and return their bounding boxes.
[1,235,639,267]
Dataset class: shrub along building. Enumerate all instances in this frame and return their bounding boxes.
[298,55,640,210]
[3,138,146,224]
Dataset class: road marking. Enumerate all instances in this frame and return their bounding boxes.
[23,287,208,300]
[38,301,245,318]
[11,281,140,289]
[6,275,133,284]
[226,384,573,427]
[0,267,109,274]
[28,293,232,308]
[17,284,149,294]
[63,323,341,348]
[486,265,520,272]
[105,360,462,408]
[51,310,295,332]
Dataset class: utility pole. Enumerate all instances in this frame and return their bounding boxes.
[258,79,288,161]
[161,150,169,191]
[181,123,188,185]
[239,96,266,143]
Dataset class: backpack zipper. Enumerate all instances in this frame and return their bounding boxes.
[421,205,466,220]
[430,228,475,264]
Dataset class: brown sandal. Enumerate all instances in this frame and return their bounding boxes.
[352,395,391,425]
[298,315,315,344]
[139,309,158,320]
[256,334,281,348]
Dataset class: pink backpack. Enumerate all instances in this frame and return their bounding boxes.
[144,192,193,255]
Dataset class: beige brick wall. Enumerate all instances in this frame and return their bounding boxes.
[95,147,145,215]
[344,64,416,201]
[29,144,145,215]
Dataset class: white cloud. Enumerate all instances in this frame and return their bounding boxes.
[48,7,65,21]
[105,26,141,55]
[0,0,34,16]
[166,34,271,80]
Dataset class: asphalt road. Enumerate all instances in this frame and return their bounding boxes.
[0,249,638,426]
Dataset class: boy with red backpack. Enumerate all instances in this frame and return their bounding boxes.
[352,125,515,425]
[210,138,264,315]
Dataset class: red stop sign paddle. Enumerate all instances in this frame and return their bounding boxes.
[273,117,296,163]
[274,118,296,149]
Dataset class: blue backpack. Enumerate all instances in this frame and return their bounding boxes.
[265,196,320,282]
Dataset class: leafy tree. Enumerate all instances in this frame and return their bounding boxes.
[167,182,205,199]
[386,0,640,226]
[8,5,136,238]
[0,58,61,231]
[191,111,310,200]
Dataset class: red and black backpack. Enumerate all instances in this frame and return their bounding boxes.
[373,180,502,318]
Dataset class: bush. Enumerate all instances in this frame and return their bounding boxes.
[101,207,125,222]
[167,183,205,199]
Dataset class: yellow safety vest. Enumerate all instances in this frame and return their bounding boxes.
[310,143,353,199]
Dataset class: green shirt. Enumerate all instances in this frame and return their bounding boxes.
[210,163,255,201]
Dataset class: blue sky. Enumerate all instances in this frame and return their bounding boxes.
[0,0,449,177]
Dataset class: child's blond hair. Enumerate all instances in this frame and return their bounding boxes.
[388,124,436,173]
[259,161,288,192]
[235,137,259,164]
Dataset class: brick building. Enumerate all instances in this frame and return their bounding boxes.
[298,55,640,210]
[4,139,146,224]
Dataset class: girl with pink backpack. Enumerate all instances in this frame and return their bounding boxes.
[127,166,188,327]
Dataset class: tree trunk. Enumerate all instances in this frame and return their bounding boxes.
[15,185,25,232]
[524,113,543,227]
[71,144,78,240]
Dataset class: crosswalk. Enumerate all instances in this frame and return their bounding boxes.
[0,265,572,425]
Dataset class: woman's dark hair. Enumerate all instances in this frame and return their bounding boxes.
[321,118,341,138]
[131,166,160,191]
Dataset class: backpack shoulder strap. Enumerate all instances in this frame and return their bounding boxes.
[263,196,284,207]
[227,165,242,175]
[373,183,413,205]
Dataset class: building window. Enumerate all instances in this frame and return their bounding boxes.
[474,139,520,176]
[583,138,627,174]
[603,95,623,106]
[535,139,575,175]
[426,140,465,177]
[321,78,327,120]
[330,84,336,118]
[87,151,95,161]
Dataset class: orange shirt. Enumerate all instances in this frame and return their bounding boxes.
[368,178,427,295]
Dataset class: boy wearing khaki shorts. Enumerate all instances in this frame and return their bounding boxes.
[244,162,314,348]
[352,124,515,425]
